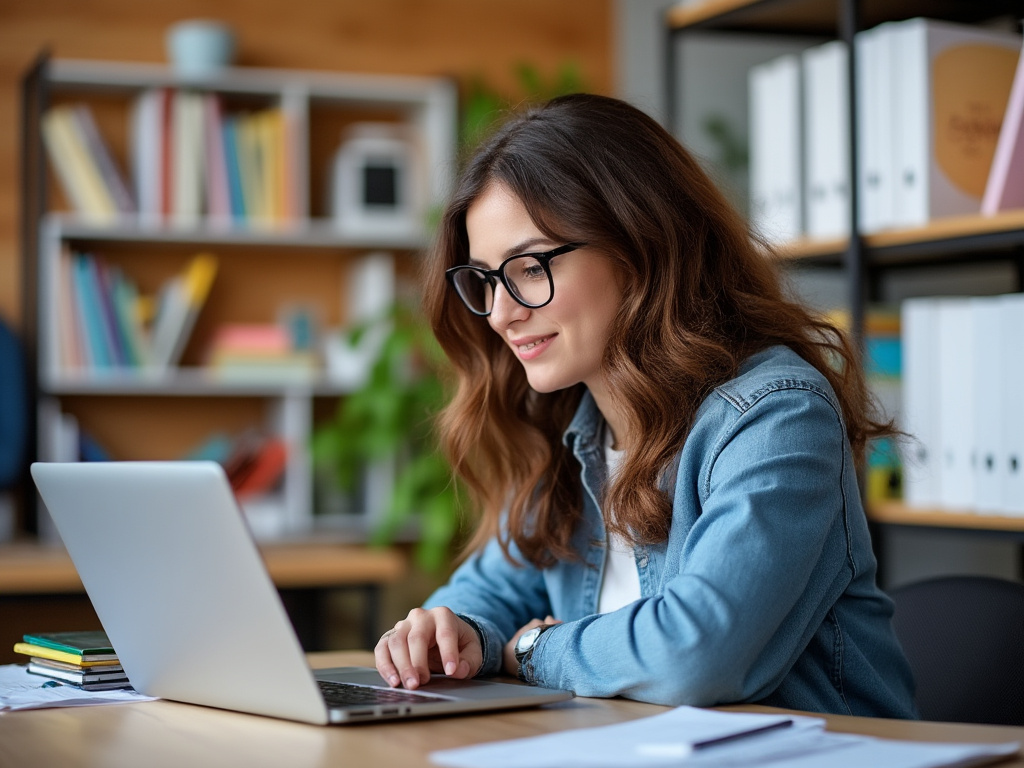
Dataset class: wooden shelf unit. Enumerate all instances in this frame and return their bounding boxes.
[665,0,1024,543]
[20,56,457,541]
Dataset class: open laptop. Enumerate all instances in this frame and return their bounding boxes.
[30,461,573,724]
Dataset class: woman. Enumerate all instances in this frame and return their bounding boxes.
[374,93,917,718]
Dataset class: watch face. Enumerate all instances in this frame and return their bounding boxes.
[515,626,543,658]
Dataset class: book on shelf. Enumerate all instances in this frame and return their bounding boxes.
[56,250,216,373]
[224,432,289,499]
[982,37,1024,215]
[206,322,319,381]
[130,87,169,224]
[41,105,120,224]
[72,105,136,216]
[149,252,219,370]
[202,93,232,223]
[128,87,297,226]
[170,90,206,226]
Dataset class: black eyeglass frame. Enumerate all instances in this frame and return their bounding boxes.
[445,242,586,317]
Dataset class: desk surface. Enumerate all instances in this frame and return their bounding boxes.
[1,651,1022,768]
[0,541,407,593]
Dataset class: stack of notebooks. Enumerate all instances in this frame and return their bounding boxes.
[14,630,131,691]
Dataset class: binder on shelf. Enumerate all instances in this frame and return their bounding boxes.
[801,40,850,239]
[999,293,1024,515]
[889,18,1020,228]
[899,297,942,508]
[748,54,802,244]
[982,38,1024,215]
[855,23,896,234]
[970,297,1004,513]
[936,298,976,510]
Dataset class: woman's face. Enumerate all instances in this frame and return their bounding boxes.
[464,182,623,396]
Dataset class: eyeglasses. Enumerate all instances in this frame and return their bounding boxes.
[445,243,585,317]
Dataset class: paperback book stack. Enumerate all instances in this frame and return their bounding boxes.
[14,630,131,691]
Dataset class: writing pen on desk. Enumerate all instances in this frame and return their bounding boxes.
[636,718,795,759]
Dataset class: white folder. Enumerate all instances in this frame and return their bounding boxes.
[891,18,1022,227]
[802,40,850,239]
[855,24,897,234]
[900,297,942,507]
[749,54,803,244]
[971,297,1004,513]
[999,293,1024,515]
[936,298,976,510]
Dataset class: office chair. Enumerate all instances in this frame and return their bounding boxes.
[888,574,1024,725]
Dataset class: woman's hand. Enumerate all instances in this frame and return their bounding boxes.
[374,606,483,690]
[502,615,562,677]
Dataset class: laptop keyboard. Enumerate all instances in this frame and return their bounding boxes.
[318,680,449,707]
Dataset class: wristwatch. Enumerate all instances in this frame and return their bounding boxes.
[514,624,553,681]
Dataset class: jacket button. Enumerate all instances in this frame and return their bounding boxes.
[638,555,649,568]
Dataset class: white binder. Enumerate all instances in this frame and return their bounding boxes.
[970,297,1004,513]
[999,293,1024,515]
[748,54,803,244]
[855,23,897,234]
[890,18,1022,227]
[802,40,850,239]
[936,298,976,510]
[900,297,942,507]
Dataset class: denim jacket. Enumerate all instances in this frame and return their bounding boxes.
[424,345,918,718]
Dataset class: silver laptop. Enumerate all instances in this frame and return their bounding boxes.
[31,461,573,724]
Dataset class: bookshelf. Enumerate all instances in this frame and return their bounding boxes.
[20,55,457,541]
[665,1,1024,537]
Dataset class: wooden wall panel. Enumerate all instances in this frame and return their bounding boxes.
[0,0,612,329]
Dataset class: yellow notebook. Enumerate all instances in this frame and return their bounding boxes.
[13,642,119,667]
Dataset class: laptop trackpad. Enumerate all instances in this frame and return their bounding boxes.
[314,666,546,701]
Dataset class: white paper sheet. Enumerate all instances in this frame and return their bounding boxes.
[429,705,1020,768]
[0,664,157,711]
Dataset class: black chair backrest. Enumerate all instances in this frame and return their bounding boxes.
[888,575,1024,725]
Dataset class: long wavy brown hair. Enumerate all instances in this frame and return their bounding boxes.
[423,93,888,568]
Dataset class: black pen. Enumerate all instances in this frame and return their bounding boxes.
[636,718,795,759]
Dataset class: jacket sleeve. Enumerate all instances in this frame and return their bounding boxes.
[422,534,552,676]
[524,387,854,705]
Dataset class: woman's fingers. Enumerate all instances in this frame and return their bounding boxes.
[373,607,483,688]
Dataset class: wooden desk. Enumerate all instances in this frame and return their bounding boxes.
[0,543,407,654]
[0,651,1021,768]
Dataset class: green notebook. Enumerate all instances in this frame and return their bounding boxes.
[22,630,115,656]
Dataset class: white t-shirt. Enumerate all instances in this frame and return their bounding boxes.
[597,427,642,614]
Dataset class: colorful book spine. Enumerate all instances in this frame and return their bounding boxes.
[41,106,118,223]
[72,254,110,368]
[223,116,247,221]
